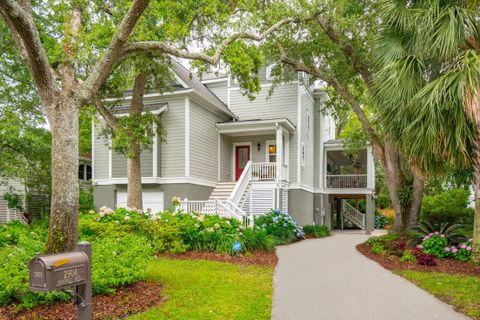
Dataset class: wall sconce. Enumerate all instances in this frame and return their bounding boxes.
[257,143,261,151]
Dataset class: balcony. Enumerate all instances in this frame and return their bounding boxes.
[326,174,367,189]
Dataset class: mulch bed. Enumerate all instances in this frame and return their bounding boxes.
[356,243,480,277]
[0,281,163,320]
[160,250,278,267]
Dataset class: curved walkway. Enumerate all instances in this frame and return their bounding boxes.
[272,231,469,320]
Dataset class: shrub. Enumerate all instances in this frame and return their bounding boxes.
[255,209,304,245]
[79,187,94,212]
[400,250,417,262]
[366,236,382,247]
[303,225,330,238]
[414,222,467,245]
[371,244,384,255]
[420,233,449,258]
[375,212,388,229]
[451,239,473,262]
[0,221,25,247]
[417,253,436,266]
[421,189,473,226]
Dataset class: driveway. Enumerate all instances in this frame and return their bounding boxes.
[272,231,469,320]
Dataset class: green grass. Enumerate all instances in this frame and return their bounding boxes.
[128,258,273,320]
[399,271,480,319]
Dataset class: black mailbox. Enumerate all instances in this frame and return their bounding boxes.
[29,251,89,292]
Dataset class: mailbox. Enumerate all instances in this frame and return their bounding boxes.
[29,242,92,320]
[29,251,88,292]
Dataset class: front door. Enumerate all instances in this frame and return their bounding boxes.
[235,145,250,180]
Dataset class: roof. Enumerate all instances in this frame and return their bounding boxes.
[110,102,168,114]
[171,61,235,118]
[324,139,344,145]
[216,118,296,136]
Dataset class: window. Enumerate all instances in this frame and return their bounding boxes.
[266,64,275,80]
[266,141,276,162]
[78,164,85,180]
[306,110,312,137]
[301,142,306,167]
[86,165,92,180]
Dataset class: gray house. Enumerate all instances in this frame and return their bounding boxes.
[92,62,376,233]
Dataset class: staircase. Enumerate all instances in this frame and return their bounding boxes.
[208,181,237,201]
[341,200,365,230]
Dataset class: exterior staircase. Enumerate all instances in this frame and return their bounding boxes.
[208,181,237,201]
[341,200,365,230]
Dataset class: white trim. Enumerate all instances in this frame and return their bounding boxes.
[216,118,296,134]
[232,142,252,181]
[153,123,158,177]
[289,184,315,193]
[227,76,231,108]
[93,177,217,188]
[91,119,95,180]
[108,137,112,179]
[217,132,221,181]
[201,77,228,84]
[306,109,312,138]
[228,81,299,91]
[297,84,302,185]
[114,105,168,117]
[185,97,190,177]
[265,139,276,162]
[175,73,189,88]
[104,89,193,103]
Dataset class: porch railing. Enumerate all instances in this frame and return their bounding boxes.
[325,174,367,189]
[178,199,253,226]
[230,161,252,204]
[251,162,277,181]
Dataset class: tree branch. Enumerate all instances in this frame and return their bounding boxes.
[315,16,373,88]
[76,0,150,102]
[92,96,118,132]
[278,45,385,163]
[121,13,321,64]
[0,0,58,108]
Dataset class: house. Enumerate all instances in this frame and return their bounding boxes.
[92,62,376,233]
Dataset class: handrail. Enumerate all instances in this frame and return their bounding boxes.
[326,174,368,189]
[229,161,252,204]
[251,162,276,180]
[179,199,252,226]
[342,201,365,228]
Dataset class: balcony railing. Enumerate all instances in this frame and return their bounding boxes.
[251,162,277,180]
[325,174,367,189]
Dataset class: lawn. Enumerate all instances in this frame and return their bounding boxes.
[399,271,480,319]
[129,258,274,320]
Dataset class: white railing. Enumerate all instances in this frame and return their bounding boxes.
[179,199,253,226]
[326,174,367,189]
[342,200,365,229]
[252,162,277,181]
[229,161,252,205]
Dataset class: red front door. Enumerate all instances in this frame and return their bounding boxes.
[235,145,250,180]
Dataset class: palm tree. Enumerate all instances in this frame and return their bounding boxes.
[374,0,480,261]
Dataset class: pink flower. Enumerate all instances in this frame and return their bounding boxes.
[460,244,467,249]
[423,236,430,241]
[434,231,440,235]
[417,245,423,249]
[429,233,434,237]
[468,238,473,243]
[444,247,451,252]
[440,234,445,238]
[452,248,458,254]
[467,246,472,251]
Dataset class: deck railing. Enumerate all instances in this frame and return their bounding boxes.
[251,162,277,181]
[325,174,367,189]
[179,199,253,226]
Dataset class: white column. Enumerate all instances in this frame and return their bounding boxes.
[152,123,158,177]
[367,145,374,189]
[185,97,190,177]
[276,125,283,182]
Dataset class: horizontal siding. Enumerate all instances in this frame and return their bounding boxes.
[93,121,110,179]
[111,150,153,178]
[189,100,222,182]
[300,86,315,188]
[251,189,274,215]
[161,98,185,177]
[229,83,298,125]
[314,100,322,189]
[220,135,232,181]
[205,81,228,104]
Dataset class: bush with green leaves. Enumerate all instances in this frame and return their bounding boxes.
[400,250,417,262]
[303,225,330,238]
[421,189,474,226]
[418,233,448,258]
[371,244,384,254]
[255,209,304,245]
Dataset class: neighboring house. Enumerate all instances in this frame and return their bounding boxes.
[92,62,376,233]
[0,179,26,223]
[78,155,92,191]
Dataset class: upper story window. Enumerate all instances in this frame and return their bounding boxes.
[306,110,312,137]
[266,64,275,80]
[301,142,306,167]
[266,141,276,163]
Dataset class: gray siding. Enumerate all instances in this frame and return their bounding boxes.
[93,121,109,179]
[111,150,153,178]
[189,100,224,182]
[219,135,232,181]
[205,80,228,104]
[314,100,322,190]
[299,86,315,188]
[289,189,315,226]
[160,98,185,177]
[230,135,276,163]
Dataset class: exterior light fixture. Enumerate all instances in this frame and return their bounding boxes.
[257,143,261,151]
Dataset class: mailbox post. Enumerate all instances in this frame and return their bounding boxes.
[29,241,92,320]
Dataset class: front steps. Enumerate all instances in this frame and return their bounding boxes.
[208,181,237,202]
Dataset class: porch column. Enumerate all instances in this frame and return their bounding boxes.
[365,194,375,234]
[275,124,283,182]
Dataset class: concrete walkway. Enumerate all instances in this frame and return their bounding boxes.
[272,231,469,320]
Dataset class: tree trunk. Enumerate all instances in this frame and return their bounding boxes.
[472,128,480,263]
[45,100,80,253]
[126,72,146,210]
[408,174,425,226]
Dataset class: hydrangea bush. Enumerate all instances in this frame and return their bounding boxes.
[417,232,473,262]
[255,209,305,245]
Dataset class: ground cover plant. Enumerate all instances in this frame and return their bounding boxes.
[303,225,330,238]
[0,207,307,312]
